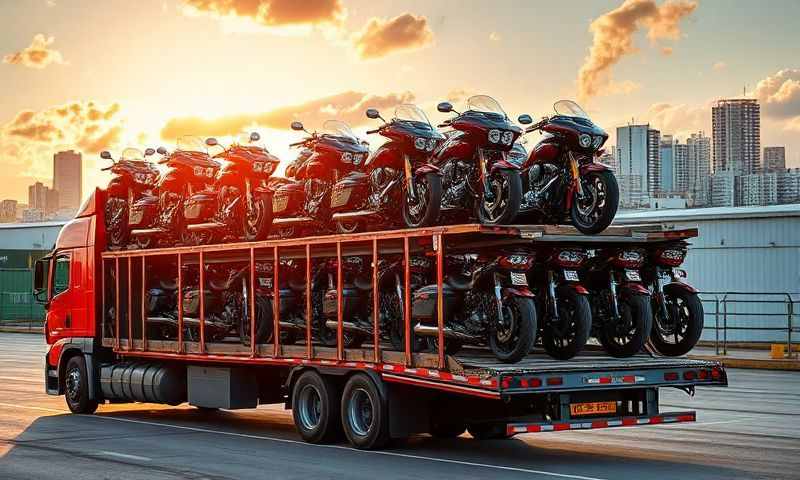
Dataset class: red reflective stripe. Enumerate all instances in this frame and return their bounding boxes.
[439,372,453,381]
[553,423,570,431]
[467,377,481,385]
[622,375,636,383]
[591,420,608,428]
[599,376,612,384]
[526,425,541,433]
[417,368,430,377]
[650,416,663,424]
[676,414,695,422]
[622,417,637,426]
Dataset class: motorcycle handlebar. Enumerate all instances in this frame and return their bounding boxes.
[100,166,113,171]
[366,128,380,135]
[289,140,306,147]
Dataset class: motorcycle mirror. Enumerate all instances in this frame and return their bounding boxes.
[249,132,260,142]
[205,137,218,147]
[365,108,381,120]
[437,102,454,113]
[144,148,156,156]
[518,114,533,125]
[100,151,112,160]
[156,146,168,155]
[290,121,305,131]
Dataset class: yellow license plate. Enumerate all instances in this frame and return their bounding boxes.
[570,401,617,416]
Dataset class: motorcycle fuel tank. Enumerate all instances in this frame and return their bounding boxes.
[528,140,560,166]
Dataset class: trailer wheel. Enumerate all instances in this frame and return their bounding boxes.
[64,356,98,414]
[341,374,388,449]
[291,371,341,444]
[467,423,508,440]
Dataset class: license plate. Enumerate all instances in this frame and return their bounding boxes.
[510,272,528,286]
[258,278,272,288]
[570,401,617,417]
[625,270,641,281]
[564,270,579,281]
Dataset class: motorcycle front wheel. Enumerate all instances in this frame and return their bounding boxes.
[542,287,592,360]
[598,293,653,358]
[570,170,619,234]
[650,289,703,356]
[476,169,522,225]
[403,172,442,228]
[488,296,536,363]
[105,196,129,250]
[243,192,272,241]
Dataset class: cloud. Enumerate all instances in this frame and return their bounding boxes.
[160,90,415,139]
[182,0,345,27]
[784,116,800,132]
[754,69,800,119]
[3,34,65,69]
[489,32,501,42]
[661,46,673,56]
[577,0,697,101]
[641,101,709,138]
[352,13,433,59]
[712,61,727,70]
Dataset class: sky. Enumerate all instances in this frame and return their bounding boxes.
[1,0,799,203]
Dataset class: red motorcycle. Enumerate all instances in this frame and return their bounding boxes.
[181,132,276,245]
[528,247,592,360]
[515,100,618,234]
[271,120,369,238]
[584,247,653,358]
[643,242,703,356]
[433,95,524,225]
[101,147,160,249]
[327,104,442,233]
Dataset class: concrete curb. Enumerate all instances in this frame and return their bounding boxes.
[688,354,800,371]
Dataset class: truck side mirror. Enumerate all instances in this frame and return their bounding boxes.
[33,258,49,304]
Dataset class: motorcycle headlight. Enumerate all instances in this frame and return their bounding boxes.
[426,138,437,151]
[488,129,501,143]
[579,134,592,148]
[342,152,353,163]
[501,131,514,145]
[414,137,427,150]
[592,135,603,149]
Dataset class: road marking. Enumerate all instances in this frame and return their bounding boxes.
[0,402,608,480]
[96,450,151,462]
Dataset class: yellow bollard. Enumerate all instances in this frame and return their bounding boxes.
[770,344,786,359]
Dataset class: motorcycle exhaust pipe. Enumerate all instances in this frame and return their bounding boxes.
[324,320,372,335]
[413,323,480,342]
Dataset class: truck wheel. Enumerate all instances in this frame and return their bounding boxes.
[341,374,388,449]
[430,419,466,438]
[542,288,592,360]
[292,371,341,444]
[467,423,508,440]
[650,289,704,357]
[64,356,98,414]
[599,294,653,358]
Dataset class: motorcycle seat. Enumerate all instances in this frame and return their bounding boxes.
[288,278,307,292]
[446,273,474,291]
[353,275,373,291]
[337,171,369,187]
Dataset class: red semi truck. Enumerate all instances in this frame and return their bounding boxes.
[35,189,727,449]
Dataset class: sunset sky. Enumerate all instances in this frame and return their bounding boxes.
[1,0,799,203]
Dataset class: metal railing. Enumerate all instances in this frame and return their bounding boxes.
[698,291,798,357]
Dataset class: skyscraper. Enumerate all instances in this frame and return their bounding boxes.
[28,181,48,211]
[763,146,786,172]
[659,135,675,193]
[53,150,82,210]
[711,99,760,175]
[687,132,711,206]
[674,142,689,193]
[616,124,660,207]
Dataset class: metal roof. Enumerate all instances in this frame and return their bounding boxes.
[614,204,800,223]
[0,220,68,229]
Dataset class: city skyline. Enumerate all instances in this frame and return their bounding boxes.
[1,0,800,205]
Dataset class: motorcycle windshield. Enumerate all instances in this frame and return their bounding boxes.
[466,95,506,117]
[553,100,590,120]
[394,104,432,127]
[176,135,207,153]
[322,120,358,143]
[120,148,144,161]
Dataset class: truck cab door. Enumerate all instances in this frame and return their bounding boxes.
[45,252,72,340]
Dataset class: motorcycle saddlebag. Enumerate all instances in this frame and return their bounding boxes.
[330,172,369,211]
[182,289,221,317]
[322,287,361,318]
[146,288,175,316]
[184,192,216,221]
[272,182,304,215]
[411,284,457,320]
[129,195,158,228]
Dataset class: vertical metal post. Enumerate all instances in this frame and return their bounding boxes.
[337,241,344,361]
[199,250,206,354]
[306,244,312,359]
[177,253,184,354]
[403,237,411,366]
[372,239,380,364]
[273,247,280,358]
[250,247,256,358]
[115,257,120,350]
[141,256,147,352]
[714,296,720,355]
[127,257,132,351]
[787,296,794,358]
[435,234,445,370]
[101,258,106,341]
[722,295,728,356]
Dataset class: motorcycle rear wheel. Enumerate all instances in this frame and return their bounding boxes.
[489,296,537,363]
[403,173,442,228]
[570,170,619,235]
[476,169,522,225]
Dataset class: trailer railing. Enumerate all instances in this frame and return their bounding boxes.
[698,291,798,357]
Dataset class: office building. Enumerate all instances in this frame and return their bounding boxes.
[617,124,660,207]
[711,99,760,175]
[763,147,786,172]
[0,199,17,223]
[53,150,82,210]
[659,135,675,193]
[687,132,712,206]
[28,182,48,211]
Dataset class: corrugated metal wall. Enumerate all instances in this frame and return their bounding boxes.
[0,268,45,323]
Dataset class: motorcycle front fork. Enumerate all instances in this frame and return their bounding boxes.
[652,271,670,321]
[547,270,560,324]
[404,155,417,201]
[568,152,586,201]
[608,270,621,320]
[478,150,495,201]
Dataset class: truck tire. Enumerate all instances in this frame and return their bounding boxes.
[341,374,389,449]
[291,371,341,444]
[64,356,98,414]
[467,423,508,440]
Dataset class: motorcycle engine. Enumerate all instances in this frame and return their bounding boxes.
[523,163,559,209]
[441,161,472,207]
[369,167,398,205]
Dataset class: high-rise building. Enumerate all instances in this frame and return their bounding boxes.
[0,199,17,223]
[616,124,660,207]
[674,142,689,193]
[763,146,786,172]
[659,135,674,193]
[710,170,737,207]
[712,99,760,175]
[53,150,82,210]
[28,182,48,211]
[687,132,711,206]
[777,168,800,204]
[739,173,778,206]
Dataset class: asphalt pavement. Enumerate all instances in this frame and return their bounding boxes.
[1,332,798,480]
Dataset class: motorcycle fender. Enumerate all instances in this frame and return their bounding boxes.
[564,283,589,295]
[106,177,127,198]
[254,184,273,195]
[579,162,613,175]
[663,281,698,295]
[414,164,441,176]
[489,161,522,173]
[502,286,535,298]
[620,283,650,296]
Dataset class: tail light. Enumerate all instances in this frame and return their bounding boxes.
[499,254,535,270]
[554,249,586,268]
[613,249,645,269]
[656,247,687,267]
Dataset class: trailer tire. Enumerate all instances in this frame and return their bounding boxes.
[341,373,389,449]
[292,371,341,444]
[467,423,508,440]
[64,356,98,414]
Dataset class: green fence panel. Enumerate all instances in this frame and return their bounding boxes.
[0,268,45,323]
